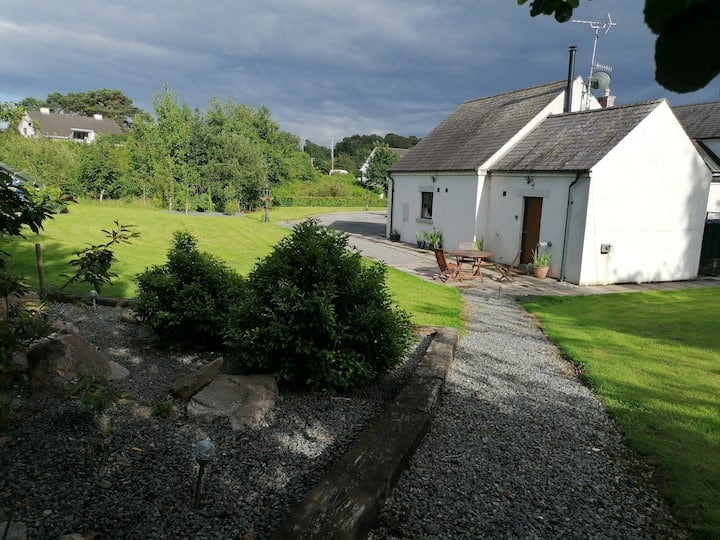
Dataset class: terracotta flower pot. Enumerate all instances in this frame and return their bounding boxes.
[533,266,549,279]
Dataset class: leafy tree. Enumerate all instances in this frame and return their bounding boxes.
[0,133,83,196]
[383,133,419,149]
[303,140,331,174]
[225,219,413,391]
[517,0,719,93]
[42,89,140,123]
[77,138,123,200]
[366,145,399,191]
[0,103,26,130]
[0,173,56,239]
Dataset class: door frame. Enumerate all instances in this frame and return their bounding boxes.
[520,197,543,264]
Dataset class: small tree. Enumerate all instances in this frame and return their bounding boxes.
[225,219,413,391]
[62,221,139,294]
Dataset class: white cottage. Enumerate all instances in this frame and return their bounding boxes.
[388,78,594,256]
[389,81,711,285]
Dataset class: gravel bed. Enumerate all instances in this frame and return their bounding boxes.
[0,302,428,539]
[370,288,689,539]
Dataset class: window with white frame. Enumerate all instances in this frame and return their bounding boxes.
[71,129,91,141]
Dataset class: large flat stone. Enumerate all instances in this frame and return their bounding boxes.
[187,374,278,430]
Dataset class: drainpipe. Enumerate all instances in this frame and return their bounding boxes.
[560,172,581,281]
[388,174,395,238]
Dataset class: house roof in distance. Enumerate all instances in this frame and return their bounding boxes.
[390,80,568,173]
[491,100,663,173]
[26,110,123,137]
[673,101,720,139]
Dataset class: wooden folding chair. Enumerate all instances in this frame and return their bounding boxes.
[493,251,520,283]
[433,249,462,282]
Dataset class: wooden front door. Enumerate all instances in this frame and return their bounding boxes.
[521,197,543,264]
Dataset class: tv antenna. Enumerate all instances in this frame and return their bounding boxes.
[572,13,616,110]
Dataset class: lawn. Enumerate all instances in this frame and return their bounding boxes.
[523,289,720,537]
[2,199,462,329]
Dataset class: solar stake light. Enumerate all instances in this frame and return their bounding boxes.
[89,289,98,310]
[193,438,216,508]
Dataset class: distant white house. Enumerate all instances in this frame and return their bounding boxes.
[18,108,123,143]
[359,147,411,185]
[388,78,711,285]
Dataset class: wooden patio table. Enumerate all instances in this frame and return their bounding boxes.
[446,249,493,281]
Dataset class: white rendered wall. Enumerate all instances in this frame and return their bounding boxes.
[388,171,478,249]
[579,101,711,285]
[482,173,588,280]
[708,181,720,214]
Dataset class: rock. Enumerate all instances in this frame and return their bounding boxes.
[98,479,112,489]
[108,361,130,381]
[27,334,111,394]
[171,358,224,399]
[11,351,27,371]
[0,520,27,540]
[50,320,80,334]
[187,374,278,430]
[120,308,141,324]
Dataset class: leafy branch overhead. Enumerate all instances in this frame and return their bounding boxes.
[517,0,720,93]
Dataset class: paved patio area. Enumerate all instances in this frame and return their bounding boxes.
[305,211,720,299]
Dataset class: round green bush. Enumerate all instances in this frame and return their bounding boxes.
[225,219,413,391]
[135,231,246,348]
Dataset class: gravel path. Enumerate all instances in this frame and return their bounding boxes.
[370,288,687,538]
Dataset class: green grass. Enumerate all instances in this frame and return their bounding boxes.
[2,200,461,329]
[522,289,720,537]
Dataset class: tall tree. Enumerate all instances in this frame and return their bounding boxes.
[77,138,122,200]
[43,89,140,123]
[365,145,399,191]
[517,0,719,93]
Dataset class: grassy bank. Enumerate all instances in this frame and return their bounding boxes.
[523,289,720,537]
[2,199,461,329]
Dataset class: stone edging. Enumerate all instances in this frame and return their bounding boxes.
[272,327,458,539]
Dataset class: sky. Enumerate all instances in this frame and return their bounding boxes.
[1,1,718,145]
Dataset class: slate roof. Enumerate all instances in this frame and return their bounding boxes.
[26,110,123,138]
[390,80,568,173]
[673,101,720,139]
[491,100,663,173]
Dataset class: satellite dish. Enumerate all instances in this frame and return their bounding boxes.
[590,70,612,91]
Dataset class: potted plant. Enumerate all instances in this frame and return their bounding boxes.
[427,229,443,249]
[416,231,427,249]
[532,248,551,279]
[389,228,401,242]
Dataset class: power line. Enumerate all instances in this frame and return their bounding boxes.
[358,0,480,123]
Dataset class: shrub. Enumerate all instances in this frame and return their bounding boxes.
[225,219,413,391]
[134,231,246,348]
